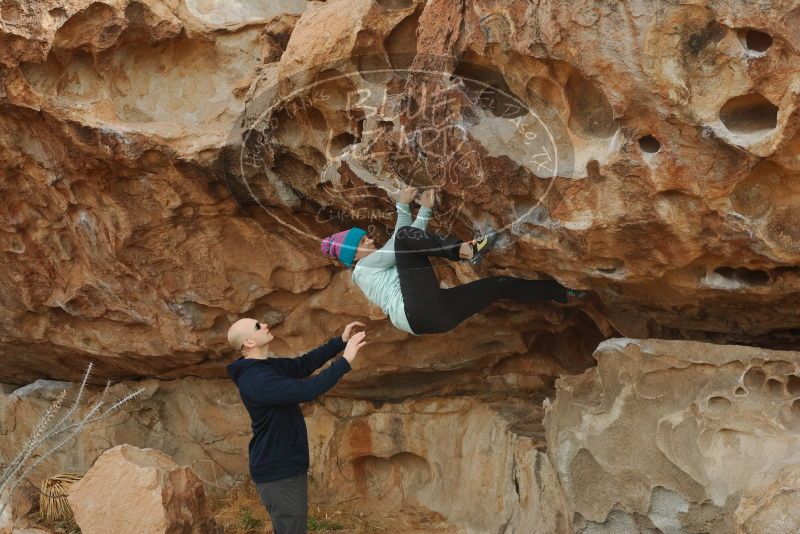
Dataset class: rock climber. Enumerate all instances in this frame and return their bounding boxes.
[320,185,586,335]
[226,318,368,534]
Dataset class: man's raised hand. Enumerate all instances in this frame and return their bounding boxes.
[343,331,367,364]
[341,321,366,342]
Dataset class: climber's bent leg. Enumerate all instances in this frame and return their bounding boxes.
[395,228,569,334]
[433,277,569,331]
[395,235,453,334]
[394,226,463,262]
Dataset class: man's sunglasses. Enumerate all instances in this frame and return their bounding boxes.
[241,322,265,350]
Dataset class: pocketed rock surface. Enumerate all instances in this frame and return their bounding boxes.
[2,0,800,532]
[545,338,800,533]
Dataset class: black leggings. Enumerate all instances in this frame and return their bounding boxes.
[394,226,568,334]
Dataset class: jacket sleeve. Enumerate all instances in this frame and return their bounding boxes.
[269,337,346,378]
[240,357,352,405]
[412,206,432,231]
[393,202,414,234]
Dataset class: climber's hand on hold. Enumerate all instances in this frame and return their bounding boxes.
[418,189,436,209]
[341,321,366,342]
[343,331,367,365]
[397,186,418,204]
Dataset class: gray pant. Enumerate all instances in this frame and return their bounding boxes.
[256,473,308,534]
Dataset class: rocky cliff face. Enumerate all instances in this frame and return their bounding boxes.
[2,0,800,385]
[545,338,800,533]
[1,0,800,532]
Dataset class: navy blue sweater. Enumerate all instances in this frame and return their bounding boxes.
[226,336,350,483]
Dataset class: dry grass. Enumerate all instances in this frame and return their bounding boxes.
[20,473,448,534]
[39,473,82,523]
[209,482,271,533]
[208,479,384,534]
[0,363,144,521]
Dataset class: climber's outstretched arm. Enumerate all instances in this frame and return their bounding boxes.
[391,186,418,237]
[412,189,434,231]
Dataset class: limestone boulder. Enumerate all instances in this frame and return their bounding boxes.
[544,338,800,532]
[67,444,218,534]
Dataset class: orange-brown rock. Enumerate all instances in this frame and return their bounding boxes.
[2,0,800,532]
[1,0,799,388]
[67,444,218,534]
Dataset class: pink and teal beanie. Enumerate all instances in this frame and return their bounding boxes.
[320,227,367,267]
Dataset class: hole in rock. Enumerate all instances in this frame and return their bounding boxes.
[713,267,770,286]
[788,375,800,396]
[707,396,731,411]
[524,76,566,119]
[592,258,624,275]
[792,399,800,418]
[739,29,773,52]
[452,57,527,119]
[376,0,413,10]
[124,2,151,24]
[532,313,606,375]
[766,378,784,396]
[304,147,327,170]
[311,69,358,113]
[773,266,800,276]
[729,163,779,218]
[306,106,328,131]
[564,69,617,138]
[326,132,356,157]
[139,149,167,169]
[479,88,527,118]
[273,107,301,146]
[357,53,393,84]
[355,118,365,141]
[356,36,394,88]
[49,7,67,19]
[273,153,319,196]
[405,94,419,116]
[734,387,747,396]
[1,0,23,22]
[586,159,601,177]
[262,15,296,51]
[685,20,726,56]
[53,2,115,49]
[743,367,765,388]
[385,10,420,75]
[719,93,778,134]
[765,361,795,376]
[639,135,661,154]
[766,204,800,254]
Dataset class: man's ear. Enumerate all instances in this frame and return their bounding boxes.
[242,339,256,349]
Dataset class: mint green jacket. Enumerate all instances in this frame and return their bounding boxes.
[351,203,432,334]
